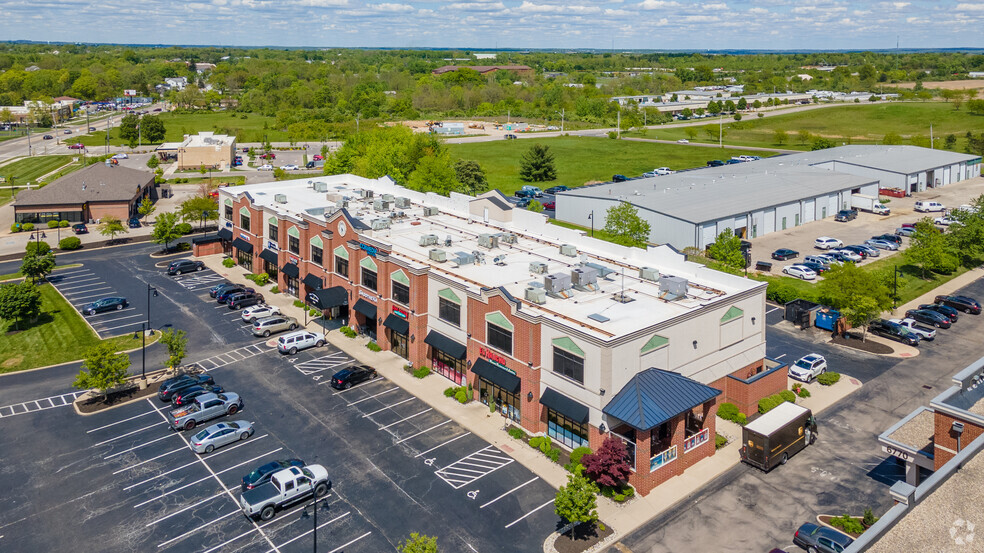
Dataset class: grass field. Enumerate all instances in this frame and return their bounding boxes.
[0,284,150,373]
[626,102,984,151]
[449,136,773,195]
[0,155,74,184]
[0,264,84,282]
[77,111,289,147]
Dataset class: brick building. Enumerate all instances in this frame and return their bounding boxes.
[175,132,236,170]
[208,174,787,496]
[13,163,155,224]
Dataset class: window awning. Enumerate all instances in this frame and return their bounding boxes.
[353,299,377,320]
[471,358,520,394]
[303,273,323,289]
[424,330,466,359]
[281,262,299,278]
[217,228,233,241]
[540,388,589,424]
[383,313,409,335]
[307,287,347,310]
[232,238,253,253]
[602,368,722,431]
[258,249,278,264]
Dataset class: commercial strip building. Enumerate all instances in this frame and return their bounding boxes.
[155,132,236,170]
[13,163,155,224]
[556,145,982,249]
[201,174,788,496]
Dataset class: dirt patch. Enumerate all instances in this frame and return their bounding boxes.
[2,355,23,368]
[829,334,894,354]
[76,381,162,414]
[553,522,615,553]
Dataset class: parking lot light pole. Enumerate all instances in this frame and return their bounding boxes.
[893,265,903,309]
[147,284,158,330]
[302,492,324,553]
[588,210,594,237]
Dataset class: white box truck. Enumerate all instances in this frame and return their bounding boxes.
[851,194,890,215]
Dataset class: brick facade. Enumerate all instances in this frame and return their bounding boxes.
[715,359,789,416]
[934,411,984,469]
[627,399,719,495]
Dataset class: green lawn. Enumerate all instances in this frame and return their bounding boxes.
[77,111,288,147]
[449,136,774,195]
[626,102,984,151]
[0,283,149,373]
[547,219,645,248]
[0,264,83,282]
[0,155,74,184]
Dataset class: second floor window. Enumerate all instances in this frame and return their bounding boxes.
[268,223,278,242]
[335,256,348,277]
[487,323,512,355]
[392,281,410,305]
[311,245,323,266]
[362,268,377,291]
[240,212,250,230]
[288,235,300,255]
[438,297,460,326]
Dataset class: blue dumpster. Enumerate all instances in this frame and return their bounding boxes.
[815,309,840,331]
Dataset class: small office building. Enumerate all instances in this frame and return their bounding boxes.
[13,163,155,224]
[175,132,236,170]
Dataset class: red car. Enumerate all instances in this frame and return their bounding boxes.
[313,154,323,161]
[259,153,276,159]
[542,201,556,210]
[68,143,85,150]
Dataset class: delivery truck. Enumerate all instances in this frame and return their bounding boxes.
[851,194,890,215]
[740,402,817,471]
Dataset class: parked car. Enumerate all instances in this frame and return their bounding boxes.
[313,154,323,160]
[839,245,868,259]
[789,354,827,382]
[305,161,317,168]
[542,201,556,210]
[935,216,958,226]
[515,198,531,208]
[868,319,920,346]
[799,261,829,275]
[72,223,88,234]
[935,295,981,314]
[830,249,862,262]
[889,318,936,342]
[190,421,254,454]
[277,330,326,354]
[864,239,898,251]
[259,153,277,159]
[208,282,239,298]
[706,160,725,167]
[258,164,274,171]
[514,189,536,198]
[42,134,53,140]
[793,523,854,553]
[823,251,851,263]
[919,303,958,322]
[281,164,299,171]
[914,200,945,212]
[804,255,834,267]
[216,286,254,303]
[612,174,628,182]
[846,244,879,258]
[81,297,128,315]
[771,248,799,261]
[544,185,570,194]
[896,227,916,237]
[872,203,891,215]
[242,459,306,491]
[167,259,205,275]
[874,232,902,245]
[330,365,378,390]
[112,153,128,159]
[242,304,282,324]
[158,374,215,402]
[834,209,858,222]
[167,392,244,431]
[905,309,952,329]
[521,185,543,197]
[127,217,141,228]
[782,264,816,280]
[724,158,742,165]
[252,315,299,337]
[228,291,264,310]
[240,464,331,521]
[88,126,96,131]
[172,384,225,406]
[813,237,843,250]
[676,139,689,144]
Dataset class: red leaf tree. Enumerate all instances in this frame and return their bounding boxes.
[581,436,632,488]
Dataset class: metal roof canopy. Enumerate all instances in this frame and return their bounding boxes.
[603,368,722,430]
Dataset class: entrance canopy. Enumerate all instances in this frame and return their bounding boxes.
[307,287,347,310]
[281,262,300,278]
[217,228,233,241]
[383,313,409,335]
[353,299,377,320]
[232,238,253,253]
[540,388,588,424]
[303,273,323,289]
[259,249,278,264]
[472,358,520,393]
[603,368,721,430]
[424,330,466,359]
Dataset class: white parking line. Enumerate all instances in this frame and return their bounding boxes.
[50,269,91,277]
[92,422,165,446]
[329,375,384,391]
[68,292,117,301]
[434,445,515,489]
[379,408,432,430]
[145,490,226,527]
[766,306,782,314]
[414,432,471,458]
[480,477,539,509]
[775,354,787,360]
[85,308,137,318]
[127,447,281,491]
[326,532,372,553]
[263,512,353,553]
[504,500,553,528]
[361,397,415,417]
[60,282,110,292]
[96,320,147,333]
[156,510,241,548]
[113,447,186,474]
[87,409,158,433]
[348,387,399,406]
[63,286,111,296]
[198,497,335,553]
[104,434,177,459]
[0,391,91,419]
[56,277,100,287]
[395,420,452,444]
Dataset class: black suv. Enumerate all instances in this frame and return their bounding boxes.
[871,233,902,245]
[158,374,216,402]
[706,160,725,167]
[834,209,858,222]
[209,282,237,298]
[868,320,920,346]
[167,259,205,275]
[217,286,255,304]
[936,295,981,314]
[228,292,264,310]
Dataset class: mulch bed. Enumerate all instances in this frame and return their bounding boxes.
[830,334,893,354]
[76,381,162,414]
[553,522,615,553]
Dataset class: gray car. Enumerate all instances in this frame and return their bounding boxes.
[793,522,853,553]
[252,315,299,337]
[190,420,255,454]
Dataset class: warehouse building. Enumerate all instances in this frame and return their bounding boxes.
[205,175,788,496]
[556,145,983,249]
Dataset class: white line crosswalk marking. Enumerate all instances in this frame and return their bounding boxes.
[0,391,86,419]
[189,342,274,371]
[434,445,515,489]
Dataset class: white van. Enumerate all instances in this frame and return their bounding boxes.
[914,201,945,213]
[277,331,325,355]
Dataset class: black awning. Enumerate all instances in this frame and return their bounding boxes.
[383,313,409,335]
[232,238,253,253]
[540,388,589,424]
[353,299,377,320]
[281,262,299,278]
[424,330,467,360]
[307,287,347,310]
[191,236,222,245]
[217,228,233,240]
[303,273,323,289]
[471,358,521,394]
[259,249,278,264]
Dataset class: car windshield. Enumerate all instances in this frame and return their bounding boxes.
[194,429,209,441]
[794,360,812,369]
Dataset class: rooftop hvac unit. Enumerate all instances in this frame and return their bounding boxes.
[373,199,391,211]
[371,218,391,230]
[639,267,660,282]
[571,267,599,291]
[335,199,349,209]
[544,272,572,295]
[395,197,411,208]
[359,189,374,199]
[478,233,498,249]
[659,275,688,301]
[529,261,548,274]
[429,249,447,262]
[453,251,475,266]
[445,236,453,247]
[307,180,316,187]
[423,206,440,216]
[419,234,439,246]
[313,182,328,193]
[497,232,518,244]
[493,254,507,265]
[559,244,577,257]
[274,194,288,204]
[525,286,547,305]
[381,194,395,202]
[326,192,342,203]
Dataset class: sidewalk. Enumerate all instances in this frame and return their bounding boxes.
[197,253,864,543]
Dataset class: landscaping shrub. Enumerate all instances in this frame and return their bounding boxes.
[758,394,783,414]
[59,220,69,227]
[779,389,797,403]
[507,426,527,440]
[292,300,305,308]
[26,241,51,255]
[529,436,549,451]
[830,514,865,535]
[715,433,728,449]
[569,446,593,466]
[717,402,739,421]
[863,508,878,527]
[309,307,320,317]
[817,372,841,386]
[175,242,191,252]
[412,366,431,379]
[22,222,34,231]
[735,413,747,425]
[176,223,193,235]
[222,258,236,268]
[546,448,560,463]
[582,436,632,488]
[59,237,82,250]
[245,273,270,286]
[797,387,811,398]
[10,223,20,233]
[443,387,456,398]
[270,286,280,294]
[340,326,357,338]
[46,220,59,229]
[366,342,381,352]
[454,388,468,403]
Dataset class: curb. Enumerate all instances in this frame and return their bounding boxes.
[0,325,160,377]
[0,235,155,263]
[543,523,620,553]
[72,369,171,417]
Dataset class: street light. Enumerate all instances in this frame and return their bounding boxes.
[588,210,594,237]
[301,492,330,553]
[147,284,158,330]
[555,108,565,133]
[892,264,903,309]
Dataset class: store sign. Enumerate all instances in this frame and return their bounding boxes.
[239,233,251,240]
[392,306,409,319]
[289,255,299,265]
[359,243,378,258]
[479,347,513,373]
[225,222,232,228]
[358,290,376,303]
[267,241,279,251]
[883,445,912,462]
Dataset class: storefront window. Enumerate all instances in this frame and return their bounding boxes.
[392,282,409,305]
[686,410,704,438]
[651,421,672,456]
[432,350,465,385]
[236,249,252,271]
[479,379,520,422]
[263,260,278,279]
[487,323,512,355]
[362,268,377,291]
[390,329,408,359]
[285,275,299,297]
[547,409,588,450]
[553,347,584,384]
[438,297,460,326]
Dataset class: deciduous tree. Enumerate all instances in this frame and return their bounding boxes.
[397,533,438,553]
[179,195,219,225]
[603,202,651,247]
[73,342,131,403]
[141,115,166,142]
[554,468,600,540]
[20,250,55,283]
[527,199,544,213]
[817,262,892,311]
[581,436,633,488]
[519,143,557,182]
[708,228,745,270]
[98,215,127,242]
[0,281,42,330]
[773,129,788,145]
[138,198,156,222]
[406,153,459,195]
[152,211,183,252]
[452,160,488,196]
[118,113,139,142]
[904,219,959,278]
[159,328,188,368]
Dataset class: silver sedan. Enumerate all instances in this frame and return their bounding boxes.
[190,421,254,454]
[865,239,899,251]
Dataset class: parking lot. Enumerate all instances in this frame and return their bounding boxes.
[49,266,150,337]
[0,243,559,552]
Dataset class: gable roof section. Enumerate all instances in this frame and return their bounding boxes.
[603,369,722,430]
[14,164,154,207]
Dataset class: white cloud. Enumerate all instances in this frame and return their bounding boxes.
[448,1,505,10]
[637,0,680,9]
[366,2,414,11]
[955,2,984,9]
[513,1,601,14]
[702,2,728,9]
[748,7,769,14]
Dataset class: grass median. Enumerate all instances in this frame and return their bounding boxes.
[0,283,151,373]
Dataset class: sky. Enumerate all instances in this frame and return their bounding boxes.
[1,0,984,50]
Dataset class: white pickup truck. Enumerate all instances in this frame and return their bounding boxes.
[240,464,331,520]
[889,318,937,342]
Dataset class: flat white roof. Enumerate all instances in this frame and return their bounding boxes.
[182,132,235,148]
[744,401,809,436]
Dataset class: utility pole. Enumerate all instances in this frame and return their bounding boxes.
[930,124,934,150]
[27,122,32,157]
[617,110,621,139]
[719,115,723,148]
